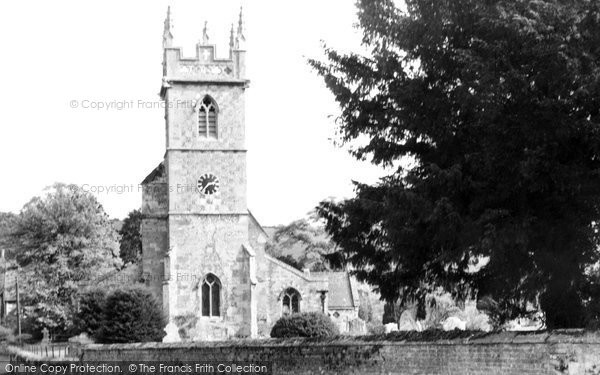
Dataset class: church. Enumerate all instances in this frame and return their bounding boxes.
[140,7,362,341]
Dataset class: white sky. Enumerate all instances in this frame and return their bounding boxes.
[0,0,388,226]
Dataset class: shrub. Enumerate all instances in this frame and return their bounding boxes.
[5,309,42,341]
[9,333,34,344]
[98,286,166,343]
[366,322,386,335]
[270,312,339,338]
[73,288,107,338]
[0,326,13,342]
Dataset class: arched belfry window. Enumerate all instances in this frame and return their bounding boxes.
[198,96,218,138]
[281,288,301,316]
[201,273,221,317]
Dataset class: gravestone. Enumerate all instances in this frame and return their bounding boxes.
[68,333,93,344]
[41,328,50,343]
[442,316,466,331]
[384,322,399,333]
[348,318,367,335]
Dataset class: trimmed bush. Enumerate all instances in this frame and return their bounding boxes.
[73,288,107,338]
[270,312,339,338]
[98,286,166,343]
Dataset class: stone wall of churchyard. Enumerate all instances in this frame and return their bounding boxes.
[78,331,600,374]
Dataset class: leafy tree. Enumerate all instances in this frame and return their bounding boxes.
[0,212,17,257]
[118,209,142,265]
[266,219,340,272]
[11,183,121,336]
[311,0,600,328]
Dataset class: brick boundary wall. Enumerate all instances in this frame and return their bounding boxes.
[76,331,600,374]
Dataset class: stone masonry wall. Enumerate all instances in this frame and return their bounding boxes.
[167,150,246,214]
[79,331,600,375]
[141,218,168,304]
[168,214,251,340]
[141,172,169,309]
[255,255,328,337]
[165,85,246,151]
[329,308,360,333]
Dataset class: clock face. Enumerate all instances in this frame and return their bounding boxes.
[197,174,220,195]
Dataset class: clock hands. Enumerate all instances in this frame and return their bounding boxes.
[198,175,219,195]
[203,181,218,194]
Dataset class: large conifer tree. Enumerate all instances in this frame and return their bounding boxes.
[312,0,600,328]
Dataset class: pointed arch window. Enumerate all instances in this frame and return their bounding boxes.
[198,96,218,138]
[201,273,221,317]
[281,288,301,316]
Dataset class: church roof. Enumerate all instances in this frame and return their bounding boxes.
[247,210,269,238]
[312,271,359,310]
[141,162,165,185]
[265,255,328,282]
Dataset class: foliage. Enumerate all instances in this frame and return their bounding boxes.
[0,326,13,343]
[72,288,107,338]
[361,329,487,342]
[266,219,340,272]
[11,333,34,344]
[98,286,166,343]
[383,302,401,325]
[0,212,17,258]
[311,0,600,328]
[11,183,122,336]
[118,209,143,265]
[4,308,41,341]
[366,322,386,335]
[578,269,600,329]
[270,312,339,338]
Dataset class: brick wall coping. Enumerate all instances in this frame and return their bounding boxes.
[82,330,600,351]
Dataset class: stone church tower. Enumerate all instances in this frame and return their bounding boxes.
[141,7,361,341]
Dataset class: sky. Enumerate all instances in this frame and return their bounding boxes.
[0,0,388,226]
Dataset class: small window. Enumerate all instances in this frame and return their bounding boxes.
[282,288,301,316]
[198,96,218,138]
[201,273,221,317]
